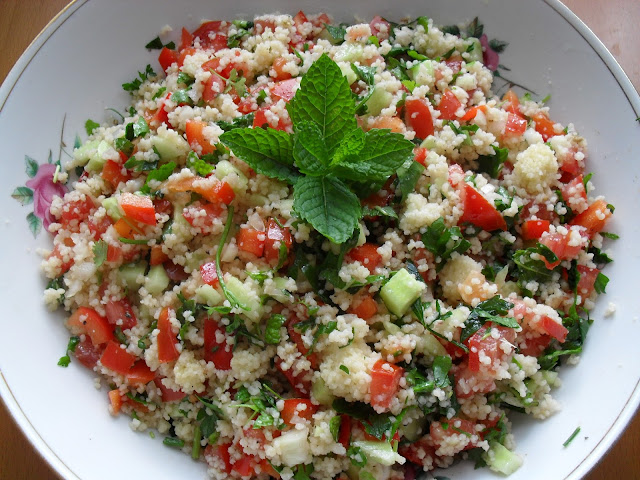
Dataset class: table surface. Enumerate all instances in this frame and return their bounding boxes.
[1,1,638,479]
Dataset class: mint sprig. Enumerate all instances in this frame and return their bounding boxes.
[220,54,414,243]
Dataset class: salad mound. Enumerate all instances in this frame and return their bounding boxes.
[42,11,614,480]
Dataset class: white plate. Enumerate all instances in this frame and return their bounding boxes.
[1,1,638,479]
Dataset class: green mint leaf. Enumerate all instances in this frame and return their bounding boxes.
[433,355,452,388]
[512,243,557,294]
[25,155,39,178]
[265,314,286,344]
[293,121,331,176]
[11,186,33,206]
[140,161,176,194]
[216,113,255,132]
[93,240,108,266]
[477,145,509,178]
[176,71,195,86]
[287,53,357,155]
[132,117,150,138]
[145,36,164,49]
[406,367,435,393]
[170,89,194,106]
[293,175,361,244]
[422,217,471,271]
[85,119,100,136]
[331,128,365,166]
[323,23,347,44]
[350,64,376,85]
[124,156,158,172]
[361,205,398,219]
[186,151,215,176]
[396,160,425,202]
[152,86,167,100]
[334,129,414,182]
[220,127,299,184]
[115,137,134,156]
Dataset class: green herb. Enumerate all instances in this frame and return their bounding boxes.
[594,272,609,294]
[145,36,175,50]
[339,365,350,374]
[186,151,215,177]
[332,398,375,420]
[227,20,254,48]
[256,89,268,105]
[477,145,509,178]
[191,425,201,459]
[163,436,185,448]
[421,217,471,271]
[329,415,342,442]
[433,355,452,388]
[512,243,558,294]
[396,159,425,201]
[416,16,430,31]
[582,172,593,193]
[294,464,314,480]
[114,326,128,345]
[265,314,286,344]
[234,383,283,429]
[368,35,380,47]
[176,72,195,86]
[214,207,248,310]
[323,23,347,44]
[126,392,149,405]
[216,113,256,132]
[46,276,66,306]
[444,120,479,146]
[152,86,167,100]
[347,445,367,467]
[308,321,338,354]
[57,336,80,367]
[140,161,176,194]
[123,64,156,92]
[170,89,194,106]
[85,119,100,136]
[118,237,149,245]
[601,232,619,240]
[115,137,134,157]
[92,240,108,266]
[563,426,581,447]
[351,64,376,85]
[539,302,591,370]
[361,205,398,219]
[460,296,517,342]
[406,368,434,393]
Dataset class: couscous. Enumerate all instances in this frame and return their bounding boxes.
[41,11,615,480]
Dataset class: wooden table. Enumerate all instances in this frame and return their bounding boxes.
[1,1,638,479]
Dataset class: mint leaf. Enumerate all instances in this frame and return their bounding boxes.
[140,161,176,194]
[351,64,376,85]
[293,121,331,176]
[335,129,414,182]
[396,160,425,201]
[331,128,365,166]
[186,151,215,176]
[220,128,299,184]
[293,176,361,243]
[288,54,356,155]
[477,145,509,178]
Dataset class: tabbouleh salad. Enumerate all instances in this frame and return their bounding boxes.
[41,11,616,480]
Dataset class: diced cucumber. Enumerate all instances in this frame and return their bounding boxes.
[272,428,311,467]
[380,268,426,317]
[214,160,248,193]
[73,139,101,167]
[483,442,523,475]
[195,284,223,306]
[271,277,293,303]
[419,136,437,149]
[417,330,448,357]
[338,62,358,85]
[246,194,269,206]
[356,222,367,247]
[351,440,405,466]
[311,377,335,407]
[146,264,170,295]
[118,261,148,291]
[184,251,206,272]
[365,87,392,116]
[224,275,262,321]
[383,321,401,335]
[151,130,189,161]
[85,140,112,173]
[466,38,483,63]
[333,44,364,63]
[102,197,123,221]
[408,60,435,86]
[402,415,426,442]
[541,370,559,388]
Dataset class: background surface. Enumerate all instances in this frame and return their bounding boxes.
[0,1,638,479]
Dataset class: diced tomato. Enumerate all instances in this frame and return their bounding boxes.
[347,243,382,273]
[158,47,179,72]
[186,119,215,155]
[212,181,235,205]
[338,415,352,448]
[120,192,156,226]
[414,147,428,166]
[576,265,600,300]
[252,106,291,131]
[105,299,137,330]
[445,55,464,75]
[362,178,394,211]
[461,104,487,122]
[502,89,523,117]
[430,418,477,453]
[348,295,378,320]
[100,341,137,374]
[466,324,516,373]
[113,218,134,239]
[287,319,319,370]
[149,245,168,266]
[539,231,585,268]
[369,360,403,410]
[205,443,233,474]
[157,307,180,363]
[404,98,434,139]
[192,21,229,51]
[237,227,265,257]
[182,201,224,230]
[200,261,220,287]
[570,199,612,236]
[108,389,123,414]
[369,116,404,133]
[203,72,226,103]
[518,333,552,357]
[87,215,112,240]
[459,183,507,231]
[522,219,551,240]
[154,377,186,402]
[532,112,559,141]
[231,455,254,477]
[559,146,585,177]
[275,356,312,397]
[438,90,462,121]
[67,307,114,346]
[126,360,155,385]
[203,318,232,370]
[369,15,391,40]
[178,47,196,68]
[74,337,103,369]
[399,437,436,467]
[59,196,95,232]
[271,78,298,101]
[255,18,277,33]
[503,112,527,136]
[179,27,194,50]
[280,399,317,426]
[258,459,280,478]
[101,160,130,189]
[539,315,569,343]
[561,175,587,210]
[264,218,293,265]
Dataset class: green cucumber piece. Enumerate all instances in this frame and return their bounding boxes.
[466,38,483,63]
[333,44,364,63]
[338,63,358,85]
[102,197,123,221]
[224,276,262,321]
[73,139,101,167]
[146,264,170,295]
[311,377,335,407]
[118,261,148,291]
[151,130,189,161]
[351,440,405,466]
[365,87,392,116]
[195,284,223,306]
[85,140,112,173]
[214,160,248,193]
[483,442,523,475]
[408,60,435,86]
[380,268,426,317]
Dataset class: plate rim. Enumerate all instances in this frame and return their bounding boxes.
[0,1,638,479]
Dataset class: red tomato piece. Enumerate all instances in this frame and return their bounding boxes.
[570,199,612,236]
[539,231,585,268]
[430,418,477,453]
[237,227,266,257]
[101,160,130,189]
[369,360,403,410]
[271,78,298,102]
[108,389,123,414]
[179,27,194,50]
[561,175,587,208]
[200,261,220,287]
[286,319,319,370]
[518,333,552,357]
[399,437,436,467]
[105,299,137,330]
[539,315,569,343]
[150,244,169,266]
[466,324,516,373]
[212,180,235,205]
[521,219,551,240]
[203,73,226,103]
[205,443,233,474]
[348,295,378,320]
[255,18,277,33]
[453,360,496,399]
[347,243,382,273]
[182,201,224,230]
[338,415,352,448]
[502,89,523,117]
[192,21,229,50]
[461,104,487,122]
[414,147,428,166]
[157,307,180,363]
[264,218,293,265]
[126,360,155,385]
[503,112,527,136]
[272,58,293,81]
[280,399,317,426]
[67,307,114,345]
[203,318,233,370]
[87,215,112,240]
[576,265,600,300]
[438,90,462,121]
[532,112,559,141]
[445,55,464,75]
[459,183,507,231]
[154,377,186,402]
[369,15,391,40]
[59,196,95,232]
[231,455,255,477]
[120,192,156,226]
[185,119,216,155]
[74,337,103,369]
[405,98,434,139]
[178,47,196,68]
[158,47,179,72]
[275,356,312,397]
[100,341,137,374]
